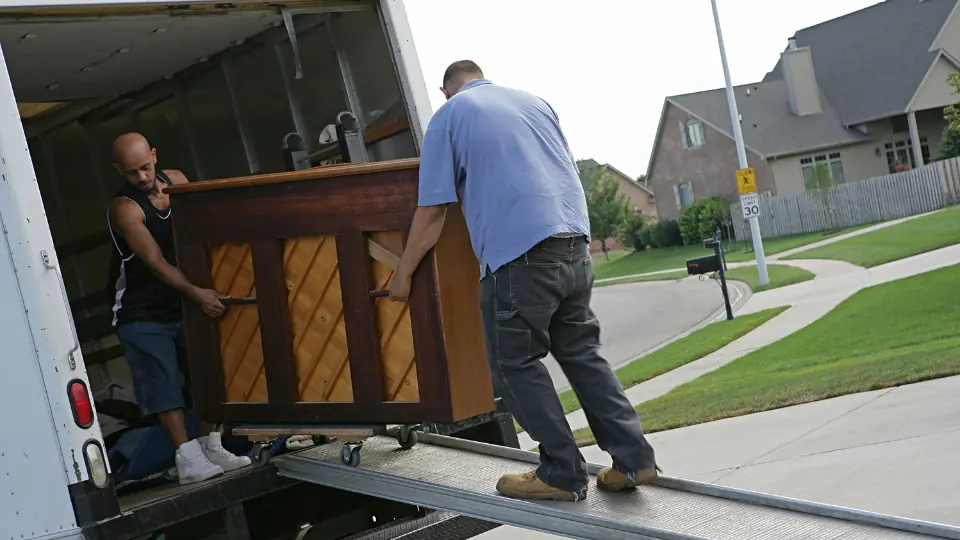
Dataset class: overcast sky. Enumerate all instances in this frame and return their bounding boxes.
[403,0,881,180]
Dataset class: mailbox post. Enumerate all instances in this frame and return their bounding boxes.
[687,238,735,321]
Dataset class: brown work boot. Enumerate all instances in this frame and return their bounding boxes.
[596,466,659,492]
[496,471,585,502]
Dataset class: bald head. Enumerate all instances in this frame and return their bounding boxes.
[441,60,484,100]
[112,132,159,192]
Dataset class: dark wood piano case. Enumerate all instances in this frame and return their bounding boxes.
[164,158,495,427]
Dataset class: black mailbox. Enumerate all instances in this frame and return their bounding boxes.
[687,254,721,275]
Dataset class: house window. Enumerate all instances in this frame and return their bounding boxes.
[800,152,845,190]
[680,119,705,149]
[673,181,694,209]
[884,137,930,173]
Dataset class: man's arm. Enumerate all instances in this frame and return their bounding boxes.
[111,198,225,317]
[393,204,449,283]
[390,120,459,301]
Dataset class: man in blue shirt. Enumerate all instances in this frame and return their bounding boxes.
[389,61,658,502]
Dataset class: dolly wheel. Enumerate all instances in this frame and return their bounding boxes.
[252,443,272,467]
[340,444,362,467]
[398,426,419,450]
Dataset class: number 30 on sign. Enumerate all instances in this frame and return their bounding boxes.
[740,193,761,219]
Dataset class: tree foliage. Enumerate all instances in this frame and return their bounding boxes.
[939,71,960,160]
[677,196,728,245]
[583,169,631,245]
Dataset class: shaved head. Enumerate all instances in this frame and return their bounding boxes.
[441,60,484,100]
[112,132,159,193]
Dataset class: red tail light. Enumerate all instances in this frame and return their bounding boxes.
[68,379,94,428]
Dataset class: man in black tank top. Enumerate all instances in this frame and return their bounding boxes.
[107,133,251,485]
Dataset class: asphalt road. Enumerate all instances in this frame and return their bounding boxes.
[543,278,728,391]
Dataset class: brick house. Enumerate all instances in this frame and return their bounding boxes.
[578,159,658,252]
[646,0,960,221]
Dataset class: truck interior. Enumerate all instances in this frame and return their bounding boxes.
[1,2,430,537]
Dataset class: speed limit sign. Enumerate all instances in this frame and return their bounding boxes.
[740,193,761,218]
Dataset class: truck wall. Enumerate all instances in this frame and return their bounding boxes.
[18,9,415,392]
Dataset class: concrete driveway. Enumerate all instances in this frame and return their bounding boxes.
[543,277,735,391]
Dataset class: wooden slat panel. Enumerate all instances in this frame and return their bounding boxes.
[210,243,266,403]
[728,157,960,240]
[282,236,355,403]
[368,231,419,403]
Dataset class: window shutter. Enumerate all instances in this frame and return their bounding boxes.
[673,184,681,209]
[679,122,689,149]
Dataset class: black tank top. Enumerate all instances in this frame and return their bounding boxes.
[107,170,183,326]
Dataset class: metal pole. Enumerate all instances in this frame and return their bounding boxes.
[714,241,734,321]
[710,0,769,286]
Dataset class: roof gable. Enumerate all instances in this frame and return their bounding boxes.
[763,0,956,126]
[668,81,872,159]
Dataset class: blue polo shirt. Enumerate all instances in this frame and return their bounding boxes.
[417,79,590,273]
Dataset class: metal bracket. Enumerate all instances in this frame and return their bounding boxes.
[41,249,80,370]
[281,6,305,80]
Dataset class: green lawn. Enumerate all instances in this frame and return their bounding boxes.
[596,228,861,281]
[784,206,960,267]
[553,306,787,417]
[573,263,960,446]
[724,264,815,292]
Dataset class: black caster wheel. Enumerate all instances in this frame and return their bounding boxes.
[397,426,418,450]
[252,442,272,467]
[312,435,328,447]
[340,444,362,467]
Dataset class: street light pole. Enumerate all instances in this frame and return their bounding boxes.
[710,0,769,286]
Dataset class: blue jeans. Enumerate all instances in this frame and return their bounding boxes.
[479,236,657,494]
[116,320,192,417]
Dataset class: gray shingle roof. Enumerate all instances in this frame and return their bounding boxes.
[668,81,873,159]
[763,0,957,126]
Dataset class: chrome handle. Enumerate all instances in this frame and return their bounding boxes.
[41,250,80,370]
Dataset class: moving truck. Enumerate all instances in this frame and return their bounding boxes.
[0,1,451,538]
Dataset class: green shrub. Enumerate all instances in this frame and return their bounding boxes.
[678,196,728,245]
[648,219,683,248]
[615,211,650,252]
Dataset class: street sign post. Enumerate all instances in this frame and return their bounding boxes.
[711,0,769,286]
[740,193,760,219]
[736,167,757,194]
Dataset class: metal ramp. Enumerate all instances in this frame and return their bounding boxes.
[274,432,960,540]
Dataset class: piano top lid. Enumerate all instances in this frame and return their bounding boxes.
[164,157,421,196]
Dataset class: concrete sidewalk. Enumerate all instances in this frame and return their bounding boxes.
[580,376,960,527]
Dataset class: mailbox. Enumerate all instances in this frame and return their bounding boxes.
[687,254,721,275]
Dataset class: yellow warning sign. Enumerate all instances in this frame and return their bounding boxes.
[736,168,757,194]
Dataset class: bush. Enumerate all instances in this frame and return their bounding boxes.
[678,196,728,245]
[615,211,650,252]
[647,219,684,249]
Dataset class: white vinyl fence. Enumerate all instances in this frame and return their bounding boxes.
[730,157,960,240]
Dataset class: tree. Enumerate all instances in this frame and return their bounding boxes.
[938,71,960,160]
[807,162,840,232]
[582,169,631,260]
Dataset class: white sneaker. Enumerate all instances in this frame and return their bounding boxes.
[200,432,253,472]
[176,439,224,485]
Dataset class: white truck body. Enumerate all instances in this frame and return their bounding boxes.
[0,2,432,538]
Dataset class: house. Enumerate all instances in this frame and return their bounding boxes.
[577,159,658,252]
[578,159,659,218]
[646,0,960,221]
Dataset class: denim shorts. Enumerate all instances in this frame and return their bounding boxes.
[116,320,193,417]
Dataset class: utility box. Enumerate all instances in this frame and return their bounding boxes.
[687,254,721,275]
